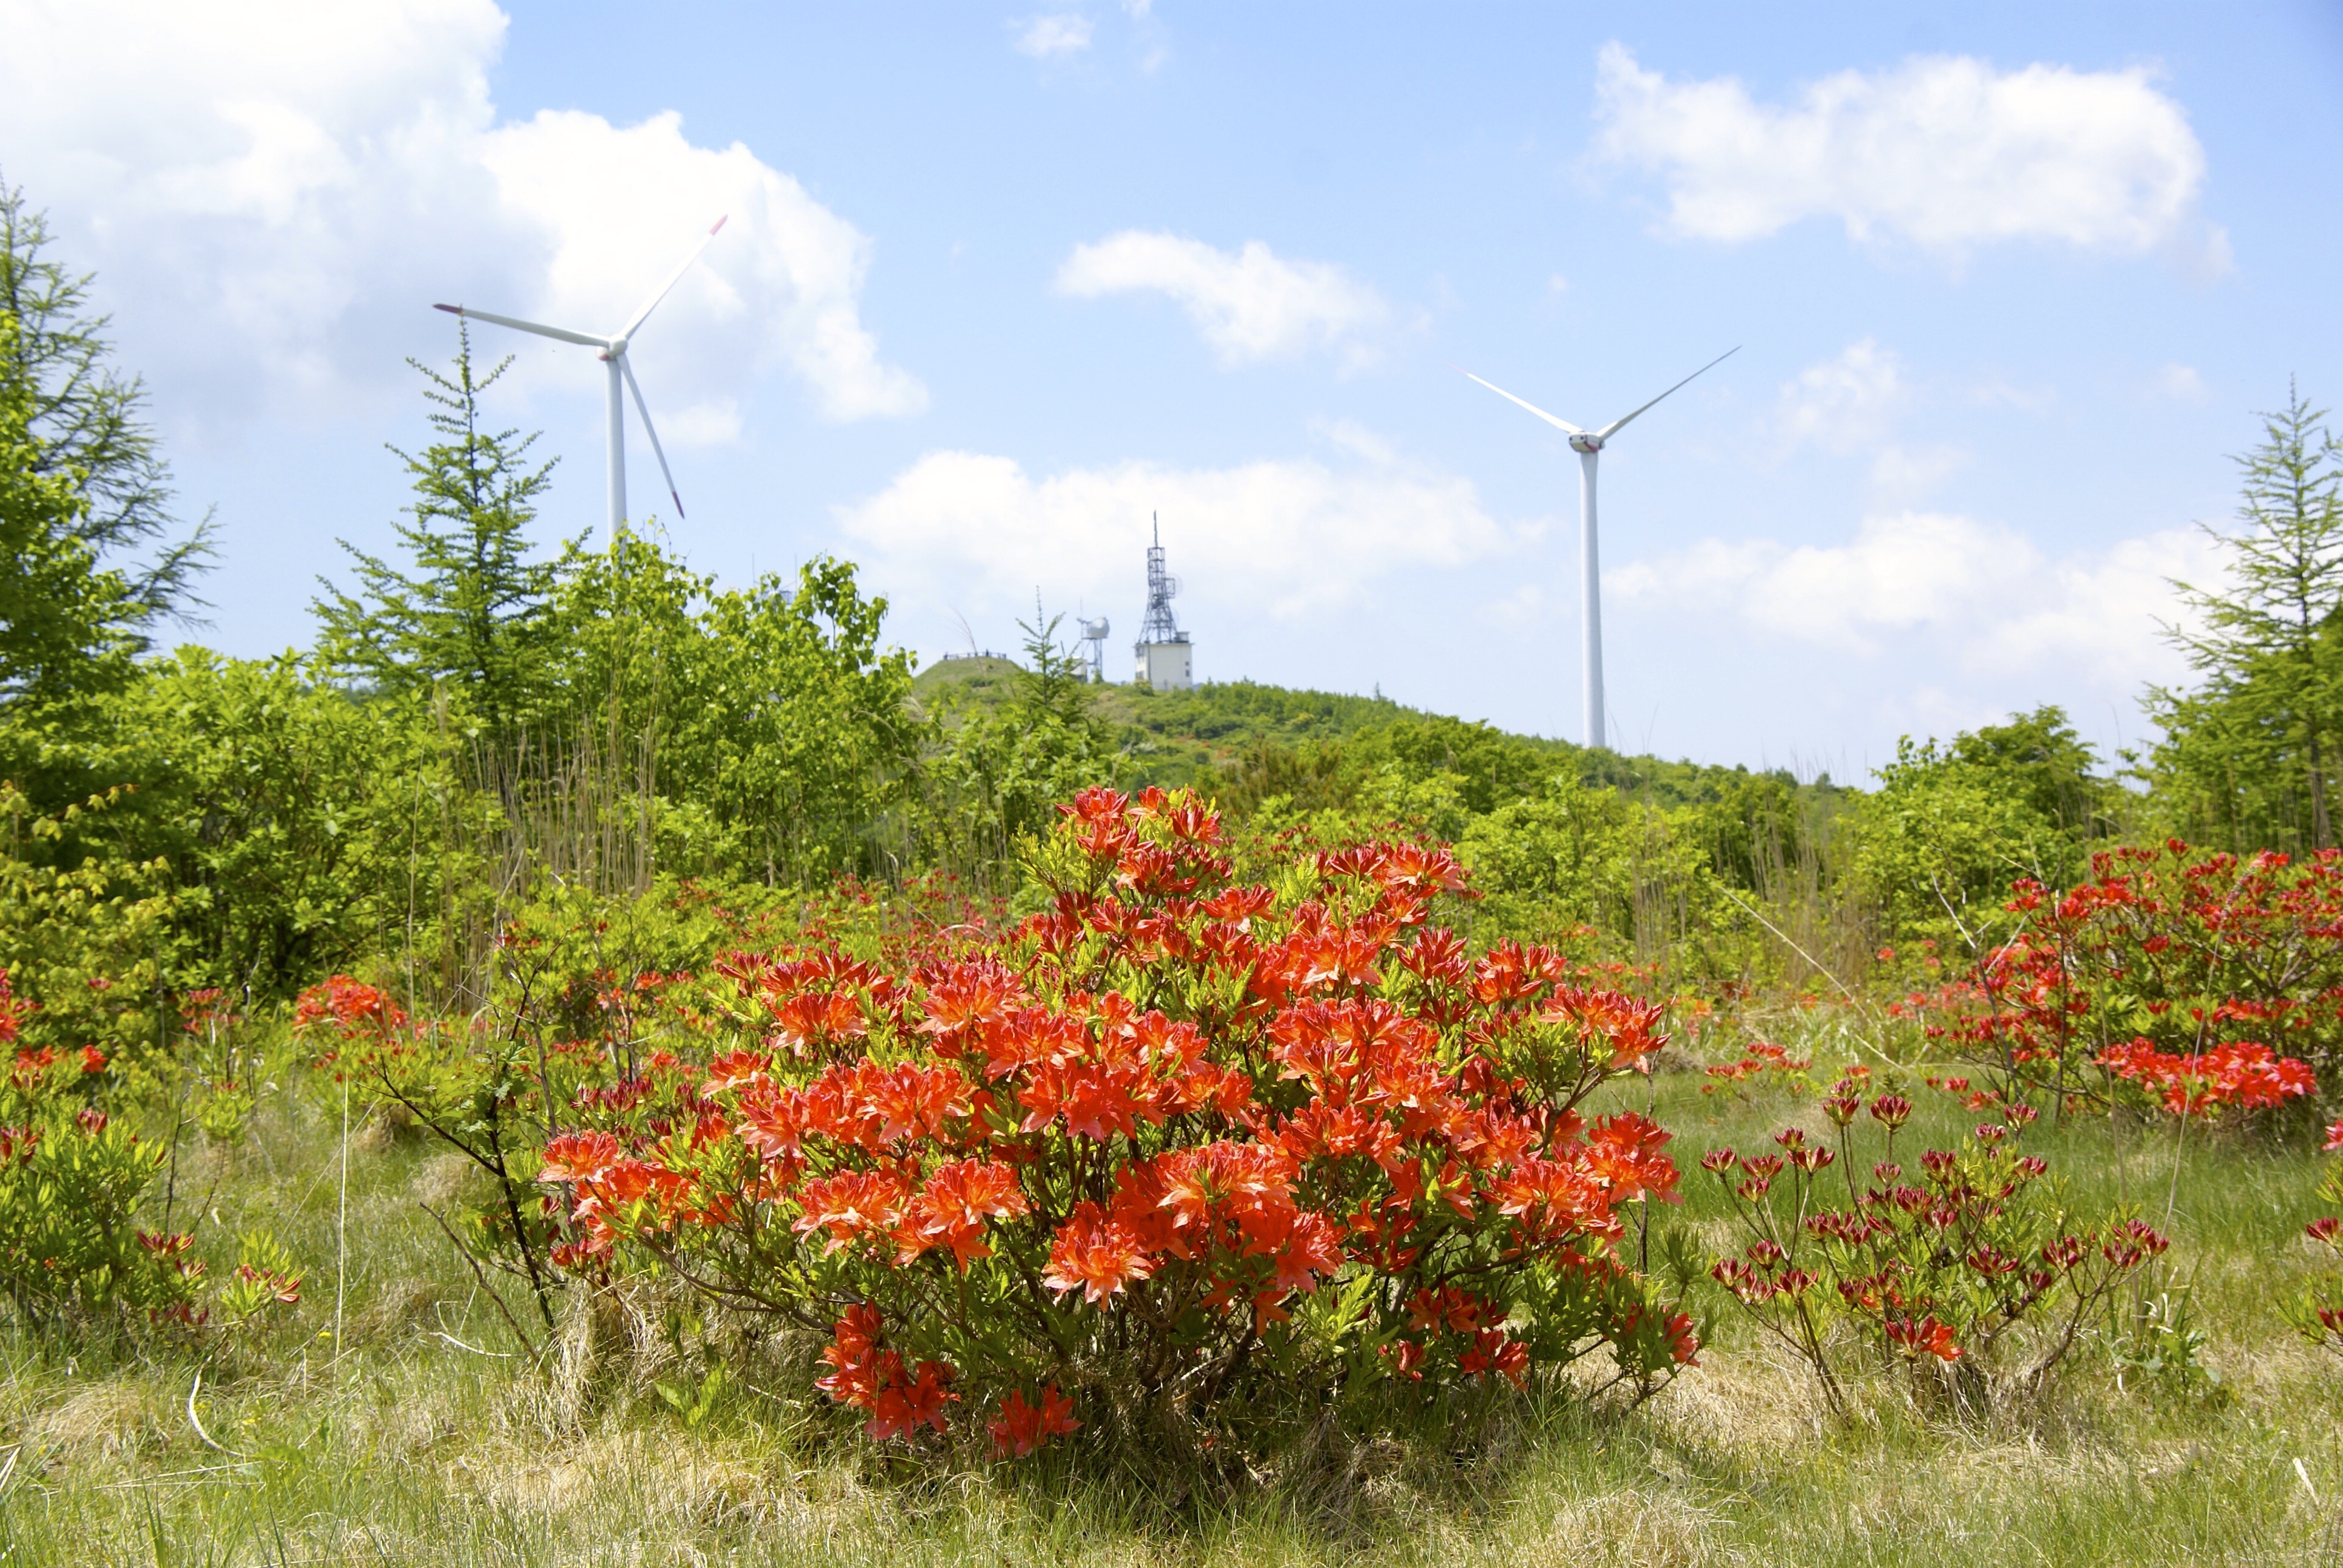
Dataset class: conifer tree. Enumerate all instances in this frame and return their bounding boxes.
[314,326,566,733]
[0,311,141,703]
[0,179,212,632]
[2156,382,2343,847]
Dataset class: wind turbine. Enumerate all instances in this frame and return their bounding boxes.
[1458,347,1737,751]
[435,215,728,543]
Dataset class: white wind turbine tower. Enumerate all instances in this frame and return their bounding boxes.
[436,215,728,543]
[1458,347,1737,751]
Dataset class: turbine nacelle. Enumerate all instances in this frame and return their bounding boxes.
[1568,433,1604,454]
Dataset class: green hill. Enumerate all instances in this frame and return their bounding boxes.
[911,655,1830,811]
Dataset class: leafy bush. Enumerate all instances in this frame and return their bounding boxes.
[1856,708,2116,951]
[0,782,176,1057]
[912,613,1115,880]
[541,539,927,886]
[1458,774,1657,941]
[5,648,495,1002]
[0,1028,187,1326]
[1898,841,2343,1122]
[0,969,304,1339]
[1705,1074,2165,1410]
[534,786,1698,1462]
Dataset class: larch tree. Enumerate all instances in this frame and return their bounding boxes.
[0,310,142,703]
[313,325,568,735]
[2156,382,2343,848]
[0,180,212,638]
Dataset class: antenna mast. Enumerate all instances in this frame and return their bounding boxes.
[1132,511,1194,691]
[1140,512,1182,642]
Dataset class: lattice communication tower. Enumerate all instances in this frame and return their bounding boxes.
[1132,512,1193,690]
[1140,513,1182,641]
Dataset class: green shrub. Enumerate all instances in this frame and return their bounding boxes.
[0,782,176,1057]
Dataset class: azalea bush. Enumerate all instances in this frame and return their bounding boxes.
[533,786,1698,1460]
[1705,1070,2165,1410]
[288,874,992,1345]
[0,969,301,1336]
[0,1004,182,1325]
[3,978,300,1336]
[2292,1117,2343,1359]
[1896,841,2343,1125]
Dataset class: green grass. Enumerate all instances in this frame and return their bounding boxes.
[0,1027,2338,1566]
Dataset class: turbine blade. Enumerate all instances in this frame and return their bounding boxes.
[1454,366,1583,435]
[618,354,686,521]
[1593,346,1739,441]
[433,303,609,349]
[619,214,729,342]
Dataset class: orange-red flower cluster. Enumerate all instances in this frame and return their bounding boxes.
[1885,1315,1960,1362]
[988,1384,1081,1457]
[532,785,1696,1452]
[292,975,408,1037]
[1892,841,2343,1121]
[816,1304,959,1441]
[2096,1038,2316,1117]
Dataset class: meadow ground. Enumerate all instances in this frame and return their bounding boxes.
[1,1011,2338,1567]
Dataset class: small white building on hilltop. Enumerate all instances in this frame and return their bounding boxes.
[1133,514,1193,691]
[1136,638,1191,691]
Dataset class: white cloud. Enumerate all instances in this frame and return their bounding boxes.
[1055,232,1388,367]
[1610,512,2217,691]
[1773,342,1967,502]
[0,0,924,429]
[477,109,925,420]
[2152,362,2209,403]
[1013,13,1093,58]
[1779,339,1905,451]
[1591,43,2224,266]
[837,427,1511,626]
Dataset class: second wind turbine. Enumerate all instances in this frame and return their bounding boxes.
[1460,347,1736,752]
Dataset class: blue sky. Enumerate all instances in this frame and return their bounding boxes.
[7,1,2341,779]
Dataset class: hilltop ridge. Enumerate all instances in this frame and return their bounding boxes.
[912,655,1833,809]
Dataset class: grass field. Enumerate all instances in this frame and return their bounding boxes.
[0,1004,2335,1568]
